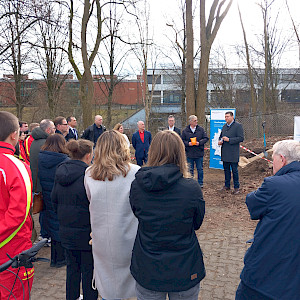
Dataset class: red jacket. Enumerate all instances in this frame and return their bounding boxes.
[19,139,30,165]
[24,135,34,160]
[0,142,33,264]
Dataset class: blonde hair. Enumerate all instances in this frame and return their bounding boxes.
[113,123,122,131]
[147,130,190,178]
[89,130,130,181]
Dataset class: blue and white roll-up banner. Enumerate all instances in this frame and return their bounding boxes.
[294,116,300,141]
[209,108,236,169]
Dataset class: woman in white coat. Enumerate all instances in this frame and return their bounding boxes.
[84,130,140,300]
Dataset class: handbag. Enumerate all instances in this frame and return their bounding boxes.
[32,192,43,214]
[32,162,43,214]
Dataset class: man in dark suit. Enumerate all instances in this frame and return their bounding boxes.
[167,115,181,136]
[66,116,78,140]
[132,120,152,166]
[218,111,244,194]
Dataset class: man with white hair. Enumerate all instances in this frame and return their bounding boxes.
[81,115,106,146]
[236,140,300,299]
[181,115,208,188]
[132,120,152,166]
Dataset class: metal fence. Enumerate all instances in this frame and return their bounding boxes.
[236,112,298,140]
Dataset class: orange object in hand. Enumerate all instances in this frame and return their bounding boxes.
[190,137,197,145]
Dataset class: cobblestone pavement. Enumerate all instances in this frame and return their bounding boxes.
[30,207,254,300]
[30,165,256,300]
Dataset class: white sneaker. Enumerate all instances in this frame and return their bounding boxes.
[77,295,83,300]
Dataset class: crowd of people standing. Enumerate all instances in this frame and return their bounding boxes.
[1,110,300,300]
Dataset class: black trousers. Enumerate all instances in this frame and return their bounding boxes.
[51,239,66,266]
[65,249,98,300]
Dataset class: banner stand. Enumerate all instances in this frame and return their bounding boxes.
[209,108,236,169]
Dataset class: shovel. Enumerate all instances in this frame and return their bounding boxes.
[262,121,268,158]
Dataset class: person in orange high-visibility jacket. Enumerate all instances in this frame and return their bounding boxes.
[0,111,33,300]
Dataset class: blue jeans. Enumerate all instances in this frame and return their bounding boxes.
[187,157,203,186]
[235,281,273,300]
[136,282,200,300]
[223,161,239,189]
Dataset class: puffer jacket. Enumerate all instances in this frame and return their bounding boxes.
[38,150,69,241]
[130,164,206,292]
[51,160,92,251]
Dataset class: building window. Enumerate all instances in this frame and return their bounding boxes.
[163,91,181,103]
[281,74,300,83]
[147,75,161,85]
[163,74,180,84]
[281,89,300,102]
[150,90,161,104]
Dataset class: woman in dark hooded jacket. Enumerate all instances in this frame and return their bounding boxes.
[130,130,206,300]
[51,139,98,300]
[38,134,69,268]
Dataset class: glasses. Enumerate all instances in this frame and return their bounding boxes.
[62,123,68,125]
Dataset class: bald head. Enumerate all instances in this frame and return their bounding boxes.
[94,115,103,127]
[137,121,145,132]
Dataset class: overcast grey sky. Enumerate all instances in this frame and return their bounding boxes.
[147,0,300,69]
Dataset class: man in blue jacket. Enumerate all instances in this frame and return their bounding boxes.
[236,140,300,300]
[132,121,152,166]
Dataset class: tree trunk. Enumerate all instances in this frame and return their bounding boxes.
[80,73,93,128]
[185,0,195,119]
[181,59,186,127]
[196,48,210,126]
[196,0,233,125]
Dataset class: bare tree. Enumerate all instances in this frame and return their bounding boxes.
[164,0,187,126]
[95,2,131,128]
[256,0,289,113]
[68,0,103,128]
[238,4,257,115]
[196,0,233,125]
[285,0,300,64]
[32,0,71,119]
[131,0,160,130]
[0,0,35,118]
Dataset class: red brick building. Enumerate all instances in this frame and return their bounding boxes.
[0,74,144,106]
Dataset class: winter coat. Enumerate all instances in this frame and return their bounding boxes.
[219,121,244,162]
[0,142,33,264]
[240,161,300,299]
[166,126,181,136]
[130,164,206,292]
[30,126,49,192]
[84,163,140,299]
[81,124,106,145]
[38,150,69,242]
[181,125,209,158]
[66,127,78,141]
[51,160,92,251]
[132,130,152,161]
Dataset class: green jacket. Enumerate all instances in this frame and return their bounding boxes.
[30,127,49,193]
